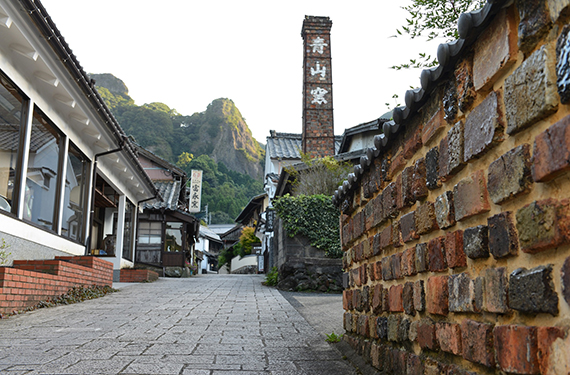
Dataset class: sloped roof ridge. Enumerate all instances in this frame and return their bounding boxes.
[332,0,509,207]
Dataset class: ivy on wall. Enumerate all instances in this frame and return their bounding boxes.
[273,194,342,258]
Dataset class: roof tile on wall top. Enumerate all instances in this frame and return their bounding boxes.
[333,0,510,207]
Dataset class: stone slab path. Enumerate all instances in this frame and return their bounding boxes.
[0,274,358,375]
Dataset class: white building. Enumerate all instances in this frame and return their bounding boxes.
[0,0,159,280]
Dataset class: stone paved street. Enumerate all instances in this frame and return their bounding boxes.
[0,275,358,375]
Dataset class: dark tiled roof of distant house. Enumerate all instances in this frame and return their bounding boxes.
[267,130,343,160]
[266,132,302,159]
[143,180,181,210]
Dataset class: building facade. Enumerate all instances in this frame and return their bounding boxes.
[0,0,157,280]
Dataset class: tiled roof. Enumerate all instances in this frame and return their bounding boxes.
[199,225,222,242]
[266,132,302,159]
[333,0,509,207]
[266,131,343,159]
[143,180,181,210]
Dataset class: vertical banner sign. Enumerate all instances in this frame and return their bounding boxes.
[189,170,202,213]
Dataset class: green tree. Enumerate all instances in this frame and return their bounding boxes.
[392,0,485,70]
[287,154,352,197]
[176,152,194,170]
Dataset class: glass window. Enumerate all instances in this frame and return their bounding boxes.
[0,75,25,214]
[164,222,183,252]
[123,199,135,261]
[61,143,89,241]
[24,107,62,230]
[138,221,162,244]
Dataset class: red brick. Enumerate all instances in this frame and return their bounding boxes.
[422,106,445,146]
[379,224,392,250]
[453,170,491,222]
[415,201,438,235]
[445,230,466,268]
[358,314,370,337]
[482,267,508,314]
[358,264,368,286]
[400,211,418,243]
[537,326,566,375]
[417,318,438,350]
[391,253,403,280]
[352,287,359,308]
[389,151,406,178]
[388,284,404,312]
[426,275,449,315]
[413,280,425,312]
[427,236,447,272]
[494,325,539,374]
[436,322,462,356]
[403,124,423,160]
[392,222,404,248]
[343,290,352,310]
[461,319,495,368]
[401,247,416,277]
[532,114,570,182]
[516,198,570,253]
[473,8,517,91]
[372,260,382,281]
[371,284,383,314]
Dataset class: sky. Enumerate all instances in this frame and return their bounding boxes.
[40,0,441,143]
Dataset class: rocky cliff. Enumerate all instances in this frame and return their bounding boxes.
[91,74,264,180]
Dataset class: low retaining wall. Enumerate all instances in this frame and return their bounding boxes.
[0,256,113,314]
[120,269,159,282]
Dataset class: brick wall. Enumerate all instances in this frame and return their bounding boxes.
[339,3,570,374]
[302,16,335,158]
[119,269,159,283]
[0,256,113,314]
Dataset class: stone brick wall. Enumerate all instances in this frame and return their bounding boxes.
[339,3,570,374]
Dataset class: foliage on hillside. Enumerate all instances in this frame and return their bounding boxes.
[175,154,263,221]
[94,74,264,223]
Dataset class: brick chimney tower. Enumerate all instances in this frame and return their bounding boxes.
[301,16,335,158]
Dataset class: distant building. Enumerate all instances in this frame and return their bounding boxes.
[134,145,200,274]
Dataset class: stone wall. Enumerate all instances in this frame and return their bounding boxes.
[337,2,570,374]
[273,217,343,292]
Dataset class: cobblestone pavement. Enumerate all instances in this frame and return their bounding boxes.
[0,274,358,375]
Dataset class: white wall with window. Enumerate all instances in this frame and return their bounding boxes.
[0,0,157,273]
